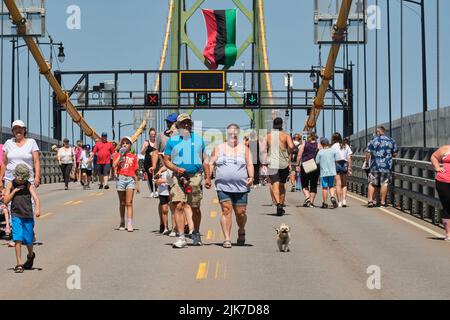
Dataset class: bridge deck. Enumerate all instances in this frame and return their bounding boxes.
[0,183,449,300]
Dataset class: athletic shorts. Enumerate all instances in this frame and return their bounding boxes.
[12,216,35,245]
[81,168,92,177]
[268,167,290,184]
[217,191,249,206]
[369,172,392,187]
[336,160,349,174]
[170,173,203,208]
[98,164,111,176]
[159,195,170,206]
[321,176,335,188]
[116,175,136,191]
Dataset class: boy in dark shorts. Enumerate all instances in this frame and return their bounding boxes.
[3,164,41,273]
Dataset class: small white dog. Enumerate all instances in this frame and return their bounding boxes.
[276,223,291,252]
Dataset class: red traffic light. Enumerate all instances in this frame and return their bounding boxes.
[146,93,159,106]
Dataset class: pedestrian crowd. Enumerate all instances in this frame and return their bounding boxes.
[2,114,450,275]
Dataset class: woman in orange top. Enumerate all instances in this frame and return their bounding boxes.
[113,136,140,232]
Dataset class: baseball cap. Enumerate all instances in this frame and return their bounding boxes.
[13,164,30,181]
[12,120,26,129]
[177,113,192,123]
[166,113,178,123]
[101,132,108,137]
[320,137,330,145]
[51,145,58,152]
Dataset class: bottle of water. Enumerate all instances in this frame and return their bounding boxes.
[296,173,302,191]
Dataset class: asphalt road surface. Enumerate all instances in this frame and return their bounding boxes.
[1,182,449,300]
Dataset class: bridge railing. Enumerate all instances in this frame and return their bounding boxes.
[348,147,443,226]
[40,152,63,184]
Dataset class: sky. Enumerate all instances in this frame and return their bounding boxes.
[0,0,449,146]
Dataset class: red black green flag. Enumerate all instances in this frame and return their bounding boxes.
[202,9,237,70]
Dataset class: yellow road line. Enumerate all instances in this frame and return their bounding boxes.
[64,201,74,206]
[210,211,217,218]
[38,212,54,219]
[96,192,104,196]
[206,230,215,240]
[213,199,219,205]
[347,194,444,238]
[72,200,83,205]
[196,262,209,280]
[88,193,97,197]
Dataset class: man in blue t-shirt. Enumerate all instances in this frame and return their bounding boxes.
[164,113,209,249]
[365,126,398,208]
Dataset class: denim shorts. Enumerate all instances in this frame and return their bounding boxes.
[217,191,249,206]
[116,175,136,191]
[336,160,349,174]
[12,217,35,245]
[321,176,335,188]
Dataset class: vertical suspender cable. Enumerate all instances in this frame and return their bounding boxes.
[356,14,360,135]
[387,0,392,136]
[26,49,30,127]
[17,40,21,119]
[38,74,43,149]
[436,0,440,146]
[48,42,53,149]
[364,0,368,147]
[400,0,403,146]
[375,0,378,129]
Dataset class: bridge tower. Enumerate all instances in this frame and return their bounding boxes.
[164,0,274,131]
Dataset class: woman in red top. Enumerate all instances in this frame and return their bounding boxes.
[113,136,140,232]
[431,145,450,241]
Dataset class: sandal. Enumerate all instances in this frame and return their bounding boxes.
[14,265,24,273]
[237,233,246,246]
[23,252,35,270]
[368,201,375,208]
[223,240,232,248]
[303,198,311,208]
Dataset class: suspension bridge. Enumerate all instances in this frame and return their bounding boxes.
[0,0,450,300]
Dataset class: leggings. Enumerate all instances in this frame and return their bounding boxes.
[146,177,155,193]
[60,163,73,187]
[300,166,320,194]
[436,180,450,220]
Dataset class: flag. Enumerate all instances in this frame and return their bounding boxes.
[202,9,237,70]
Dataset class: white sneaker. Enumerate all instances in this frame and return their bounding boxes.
[162,229,170,236]
[173,237,188,248]
[169,230,177,237]
[338,202,343,208]
[150,192,154,198]
[153,192,159,198]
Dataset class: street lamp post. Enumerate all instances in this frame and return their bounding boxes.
[10,37,65,125]
[118,121,135,142]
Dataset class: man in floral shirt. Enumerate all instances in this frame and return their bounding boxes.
[365,126,398,208]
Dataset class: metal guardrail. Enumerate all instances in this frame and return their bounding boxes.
[348,147,443,226]
[40,152,63,184]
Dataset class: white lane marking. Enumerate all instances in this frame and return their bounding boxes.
[347,194,444,238]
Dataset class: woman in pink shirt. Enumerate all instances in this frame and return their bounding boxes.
[431,146,450,241]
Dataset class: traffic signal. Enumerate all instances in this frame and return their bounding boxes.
[244,93,258,107]
[145,93,159,107]
[196,92,210,106]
